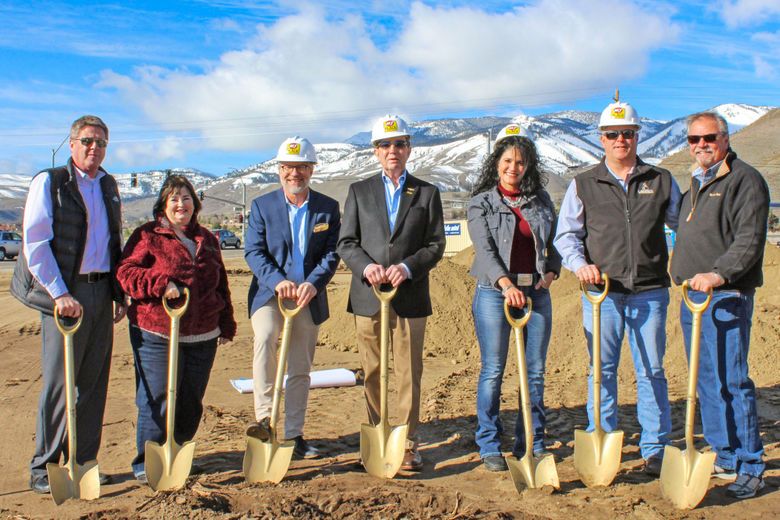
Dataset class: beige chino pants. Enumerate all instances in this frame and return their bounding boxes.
[251,301,319,439]
[354,309,426,441]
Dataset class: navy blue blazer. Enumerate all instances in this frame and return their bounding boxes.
[245,188,341,325]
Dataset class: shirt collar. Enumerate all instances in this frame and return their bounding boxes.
[382,170,407,188]
[73,164,105,182]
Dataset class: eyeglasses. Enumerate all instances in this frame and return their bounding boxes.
[686,133,722,145]
[73,137,108,148]
[280,163,313,173]
[603,129,637,140]
[375,140,409,149]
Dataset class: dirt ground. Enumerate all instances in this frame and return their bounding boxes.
[0,246,778,519]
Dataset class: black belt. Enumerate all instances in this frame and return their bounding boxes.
[76,272,109,283]
[510,273,540,287]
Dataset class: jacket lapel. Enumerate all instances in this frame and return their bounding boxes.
[274,189,293,252]
[371,174,391,238]
[390,173,418,241]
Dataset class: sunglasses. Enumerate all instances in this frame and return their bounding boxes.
[375,140,409,149]
[603,129,637,140]
[280,163,313,173]
[73,137,108,148]
[686,133,721,145]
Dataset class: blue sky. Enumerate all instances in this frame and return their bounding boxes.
[1,0,779,175]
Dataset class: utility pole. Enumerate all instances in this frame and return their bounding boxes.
[51,135,69,167]
[486,128,492,155]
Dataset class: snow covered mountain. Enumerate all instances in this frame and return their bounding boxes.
[0,103,773,222]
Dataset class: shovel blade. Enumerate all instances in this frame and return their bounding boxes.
[574,428,624,487]
[144,439,196,491]
[243,437,295,484]
[507,453,560,491]
[46,459,100,505]
[360,422,408,479]
[660,445,715,509]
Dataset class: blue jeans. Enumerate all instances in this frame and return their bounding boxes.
[680,290,764,477]
[473,284,552,459]
[130,327,217,475]
[581,288,671,460]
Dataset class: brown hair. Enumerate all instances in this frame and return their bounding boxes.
[152,174,202,222]
[70,115,109,139]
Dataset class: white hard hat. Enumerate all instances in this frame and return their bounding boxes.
[371,114,411,144]
[275,136,317,163]
[495,123,533,146]
[598,101,640,129]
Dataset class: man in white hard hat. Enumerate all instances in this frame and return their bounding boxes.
[244,136,341,459]
[338,115,445,471]
[554,96,682,476]
[671,111,768,499]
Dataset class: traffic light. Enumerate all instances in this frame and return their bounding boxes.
[130,173,137,187]
[198,190,205,201]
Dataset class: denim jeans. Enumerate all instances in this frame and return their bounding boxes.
[473,284,552,459]
[130,326,217,475]
[581,287,671,460]
[680,289,764,477]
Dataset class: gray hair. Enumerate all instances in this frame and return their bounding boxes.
[70,115,109,140]
[686,111,729,135]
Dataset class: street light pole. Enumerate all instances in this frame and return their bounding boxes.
[51,134,69,167]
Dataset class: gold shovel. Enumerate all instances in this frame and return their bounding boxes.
[360,285,408,479]
[47,307,101,505]
[145,288,195,491]
[504,298,560,491]
[660,281,715,509]
[243,297,301,483]
[574,274,624,487]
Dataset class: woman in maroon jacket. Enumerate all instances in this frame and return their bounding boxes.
[117,175,236,483]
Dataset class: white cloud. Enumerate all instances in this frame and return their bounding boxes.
[719,0,780,28]
[112,137,188,167]
[99,0,677,156]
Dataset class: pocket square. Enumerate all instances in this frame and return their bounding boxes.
[313,222,329,232]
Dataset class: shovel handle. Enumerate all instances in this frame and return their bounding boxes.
[681,280,712,313]
[371,284,398,303]
[580,273,609,303]
[162,287,191,318]
[277,296,304,319]
[54,306,83,336]
[503,298,532,329]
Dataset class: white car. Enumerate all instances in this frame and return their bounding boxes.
[0,231,21,261]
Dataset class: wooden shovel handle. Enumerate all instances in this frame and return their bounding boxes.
[162,287,190,318]
[371,284,398,303]
[277,296,304,319]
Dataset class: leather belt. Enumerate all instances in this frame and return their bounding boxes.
[511,273,539,287]
[76,272,109,283]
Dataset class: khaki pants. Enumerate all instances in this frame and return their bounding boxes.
[251,301,319,439]
[354,309,426,440]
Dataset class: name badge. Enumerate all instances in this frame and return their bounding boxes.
[515,273,534,286]
[313,222,329,233]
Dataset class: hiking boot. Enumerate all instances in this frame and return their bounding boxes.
[726,474,765,499]
[246,417,271,442]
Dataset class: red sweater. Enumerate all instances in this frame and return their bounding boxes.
[117,219,237,341]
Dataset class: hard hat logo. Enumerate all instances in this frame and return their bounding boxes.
[506,126,521,135]
[383,120,399,133]
[611,107,626,119]
[286,143,301,155]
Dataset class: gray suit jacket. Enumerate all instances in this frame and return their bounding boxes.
[337,172,445,318]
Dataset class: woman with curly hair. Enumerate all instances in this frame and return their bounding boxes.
[467,125,561,472]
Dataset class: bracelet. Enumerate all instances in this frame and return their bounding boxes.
[501,285,513,295]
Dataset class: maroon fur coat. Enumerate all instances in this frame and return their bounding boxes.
[117,218,236,341]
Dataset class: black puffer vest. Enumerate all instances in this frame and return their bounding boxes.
[575,158,672,293]
[11,160,123,314]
